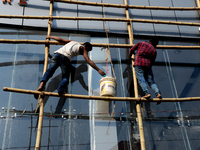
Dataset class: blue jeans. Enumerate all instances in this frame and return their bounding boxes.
[41,53,71,94]
[134,66,160,96]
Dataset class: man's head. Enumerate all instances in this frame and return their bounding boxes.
[84,42,92,51]
[149,38,159,47]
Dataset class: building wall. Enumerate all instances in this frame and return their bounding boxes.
[0,0,199,37]
[0,0,200,150]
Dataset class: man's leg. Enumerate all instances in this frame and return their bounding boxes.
[34,53,60,99]
[145,68,161,96]
[135,66,151,98]
[57,55,71,94]
[146,68,162,104]
[41,53,60,84]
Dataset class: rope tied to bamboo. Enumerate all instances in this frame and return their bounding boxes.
[48,21,52,25]
[40,91,45,98]
[35,97,44,113]
[102,1,117,118]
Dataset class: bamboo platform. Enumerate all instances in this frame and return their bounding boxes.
[1,0,200,150]
[3,87,200,102]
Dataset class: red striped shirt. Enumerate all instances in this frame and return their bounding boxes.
[129,42,157,67]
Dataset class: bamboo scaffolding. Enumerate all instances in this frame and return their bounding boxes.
[1,0,198,149]
[3,87,200,102]
[35,1,54,150]
[124,0,146,148]
[1,39,200,49]
[44,0,200,11]
[0,15,200,27]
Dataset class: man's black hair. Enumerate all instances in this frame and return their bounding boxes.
[149,38,159,47]
[84,42,92,51]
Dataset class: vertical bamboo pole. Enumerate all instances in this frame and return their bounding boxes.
[197,0,200,13]
[123,0,146,150]
[34,1,54,150]
[197,0,200,7]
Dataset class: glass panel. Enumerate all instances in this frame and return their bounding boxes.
[0,26,200,150]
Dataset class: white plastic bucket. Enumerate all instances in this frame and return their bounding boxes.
[99,77,117,97]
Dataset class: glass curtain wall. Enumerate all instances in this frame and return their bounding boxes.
[0,27,200,150]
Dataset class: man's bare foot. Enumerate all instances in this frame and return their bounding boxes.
[34,82,45,99]
[37,82,45,91]
[142,94,151,99]
[156,94,162,105]
[58,91,68,95]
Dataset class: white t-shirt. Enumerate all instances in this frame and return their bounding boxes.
[54,41,82,60]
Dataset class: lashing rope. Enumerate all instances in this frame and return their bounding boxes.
[102,1,116,117]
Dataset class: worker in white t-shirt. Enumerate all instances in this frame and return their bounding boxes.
[34,35,106,98]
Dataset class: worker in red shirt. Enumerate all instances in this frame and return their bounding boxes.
[129,38,162,104]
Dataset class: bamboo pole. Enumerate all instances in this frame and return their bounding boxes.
[35,1,54,150]
[44,0,200,11]
[1,39,200,49]
[0,15,200,27]
[132,57,146,150]
[3,87,200,102]
[131,53,146,150]
[197,0,200,7]
[124,0,146,149]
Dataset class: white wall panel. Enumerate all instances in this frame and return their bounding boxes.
[0,1,23,25]
[129,0,155,35]
[173,0,200,37]
[103,0,127,33]
[150,0,180,36]
[78,0,103,32]
[52,2,78,30]
[23,0,49,28]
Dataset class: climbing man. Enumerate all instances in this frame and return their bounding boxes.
[129,38,162,104]
[34,35,106,98]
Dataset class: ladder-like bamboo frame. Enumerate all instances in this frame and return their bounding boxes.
[44,0,200,11]
[1,0,200,150]
[0,39,200,49]
[1,15,200,27]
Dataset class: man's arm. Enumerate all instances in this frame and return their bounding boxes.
[129,43,139,56]
[151,51,157,66]
[46,35,72,44]
[82,47,106,76]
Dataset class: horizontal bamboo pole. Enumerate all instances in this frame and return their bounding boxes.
[3,87,200,102]
[0,39,200,49]
[0,15,200,27]
[0,39,62,45]
[44,0,200,11]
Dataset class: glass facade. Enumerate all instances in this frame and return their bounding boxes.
[0,27,200,150]
[0,0,200,150]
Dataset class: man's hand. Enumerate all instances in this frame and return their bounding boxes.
[98,70,106,76]
[129,50,135,56]
[46,35,71,43]
[46,35,51,39]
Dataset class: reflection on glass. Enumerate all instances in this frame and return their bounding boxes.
[0,27,200,150]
